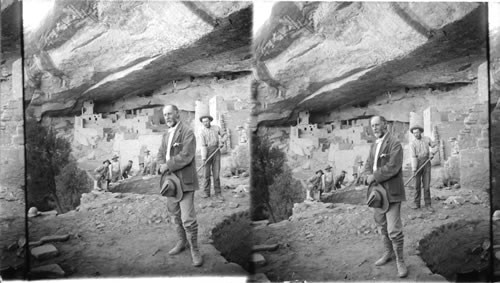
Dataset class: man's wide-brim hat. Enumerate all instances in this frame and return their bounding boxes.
[199,115,213,122]
[112,154,119,160]
[410,125,424,133]
[366,183,390,213]
[160,172,183,202]
[325,165,332,170]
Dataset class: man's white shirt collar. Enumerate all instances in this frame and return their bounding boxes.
[166,122,179,161]
[168,122,179,133]
[373,132,387,171]
[376,133,387,144]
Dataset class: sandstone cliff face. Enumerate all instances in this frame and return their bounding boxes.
[253,2,487,125]
[23,1,252,117]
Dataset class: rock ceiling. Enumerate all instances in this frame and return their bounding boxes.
[22,1,252,117]
[3,1,492,122]
[253,2,488,126]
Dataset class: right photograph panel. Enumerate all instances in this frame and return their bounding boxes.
[250,2,490,281]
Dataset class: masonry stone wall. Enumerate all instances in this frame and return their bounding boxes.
[0,58,25,189]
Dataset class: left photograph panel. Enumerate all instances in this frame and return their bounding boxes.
[21,0,252,279]
[0,0,26,280]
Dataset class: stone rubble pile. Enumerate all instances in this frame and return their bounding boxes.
[25,232,71,278]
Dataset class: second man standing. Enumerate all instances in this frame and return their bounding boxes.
[199,114,227,201]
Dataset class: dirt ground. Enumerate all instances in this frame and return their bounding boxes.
[253,186,490,282]
[1,174,250,279]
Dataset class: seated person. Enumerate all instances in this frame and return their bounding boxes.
[122,160,133,179]
[333,170,347,190]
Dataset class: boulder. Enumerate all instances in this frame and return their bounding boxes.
[444,196,466,205]
[30,244,59,260]
[250,253,267,267]
[493,210,500,221]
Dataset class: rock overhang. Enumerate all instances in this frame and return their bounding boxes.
[253,2,488,126]
[23,1,253,117]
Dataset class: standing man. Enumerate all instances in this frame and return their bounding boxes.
[363,116,407,278]
[199,114,227,200]
[143,149,153,175]
[157,104,202,267]
[110,155,122,182]
[323,165,334,193]
[409,126,437,211]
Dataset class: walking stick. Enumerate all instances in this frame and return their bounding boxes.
[404,156,433,187]
[197,147,221,173]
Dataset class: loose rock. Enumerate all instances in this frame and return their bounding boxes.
[40,234,70,244]
[233,184,249,193]
[252,244,279,252]
[444,196,465,205]
[493,210,500,221]
[40,210,58,216]
[30,244,59,260]
[251,253,267,267]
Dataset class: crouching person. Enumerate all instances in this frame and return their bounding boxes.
[93,159,111,191]
[306,170,324,202]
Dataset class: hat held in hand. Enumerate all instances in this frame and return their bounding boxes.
[366,183,389,213]
[160,172,183,202]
